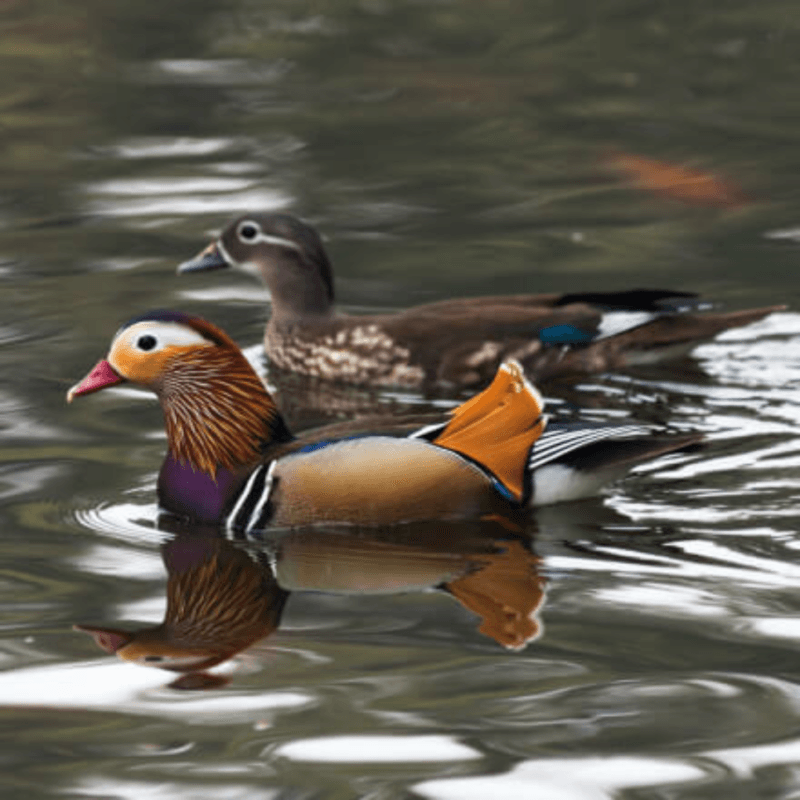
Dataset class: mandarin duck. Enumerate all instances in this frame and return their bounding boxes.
[177,212,784,390]
[67,310,701,531]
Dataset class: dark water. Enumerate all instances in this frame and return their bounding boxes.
[4,0,800,797]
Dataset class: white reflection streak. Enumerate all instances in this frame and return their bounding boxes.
[70,544,163,579]
[102,137,235,159]
[0,660,309,721]
[67,777,277,800]
[86,188,291,218]
[92,177,256,195]
[547,540,800,590]
[706,737,800,779]
[149,58,292,86]
[116,595,167,624]
[414,756,706,800]
[741,617,800,640]
[177,286,271,305]
[593,583,722,617]
[677,539,800,580]
[701,311,800,342]
[275,735,481,763]
[639,426,800,481]
[694,314,800,385]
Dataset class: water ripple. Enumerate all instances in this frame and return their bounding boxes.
[71,501,163,545]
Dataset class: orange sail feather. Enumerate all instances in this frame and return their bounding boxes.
[434,361,545,502]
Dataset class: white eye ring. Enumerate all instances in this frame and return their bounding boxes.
[237,221,261,243]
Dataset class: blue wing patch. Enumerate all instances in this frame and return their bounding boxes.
[539,324,594,345]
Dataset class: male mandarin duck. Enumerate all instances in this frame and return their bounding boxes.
[67,310,701,531]
[177,212,784,390]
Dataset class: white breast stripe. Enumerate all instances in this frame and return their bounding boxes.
[243,460,277,534]
[528,424,652,470]
[225,462,271,534]
[595,311,659,340]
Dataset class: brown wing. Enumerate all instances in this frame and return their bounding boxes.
[377,302,603,387]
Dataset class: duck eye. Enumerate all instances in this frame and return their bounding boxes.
[238,222,259,242]
[136,335,157,351]
[143,655,163,663]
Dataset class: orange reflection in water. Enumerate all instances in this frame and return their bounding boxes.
[604,151,750,208]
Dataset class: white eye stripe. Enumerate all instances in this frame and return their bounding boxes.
[231,223,302,255]
[249,232,302,251]
[118,321,211,353]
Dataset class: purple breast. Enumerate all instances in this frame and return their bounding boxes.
[157,454,239,524]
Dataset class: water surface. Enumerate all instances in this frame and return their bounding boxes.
[3,0,800,797]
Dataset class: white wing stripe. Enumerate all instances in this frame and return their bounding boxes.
[528,425,652,469]
[530,426,646,456]
[595,311,658,340]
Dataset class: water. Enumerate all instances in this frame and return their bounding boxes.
[4,0,800,797]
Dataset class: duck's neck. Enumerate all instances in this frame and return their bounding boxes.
[260,251,336,327]
[156,349,292,521]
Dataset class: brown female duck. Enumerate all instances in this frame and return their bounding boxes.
[178,212,783,389]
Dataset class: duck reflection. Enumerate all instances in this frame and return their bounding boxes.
[272,517,545,650]
[76,515,545,687]
[76,529,288,689]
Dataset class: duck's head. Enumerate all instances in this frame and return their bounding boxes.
[67,310,292,474]
[178,212,335,321]
[67,310,242,400]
